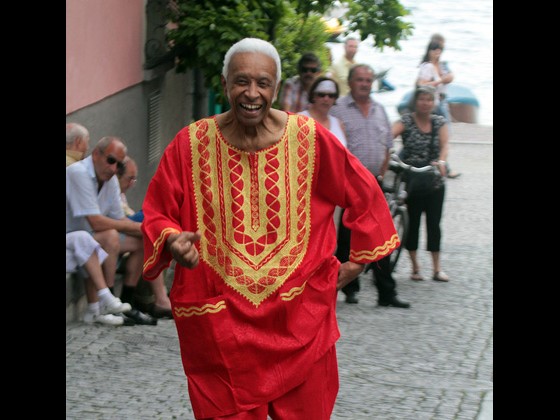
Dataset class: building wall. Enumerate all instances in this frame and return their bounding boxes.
[66,0,144,114]
[66,67,204,211]
[66,0,209,211]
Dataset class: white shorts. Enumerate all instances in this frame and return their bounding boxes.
[66,231,108,273]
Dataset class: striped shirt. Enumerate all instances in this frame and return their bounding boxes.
[330,95,392,176]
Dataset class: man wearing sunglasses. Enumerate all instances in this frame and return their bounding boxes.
[66,136,158,325]
[278,52,322,113]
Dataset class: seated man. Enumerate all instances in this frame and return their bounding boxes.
[66,230,131,325]
[67,122,133,324]
[66,122,90,166]
[66,135,157,325]
[117,157,172,319]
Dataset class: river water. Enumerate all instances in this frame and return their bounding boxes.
[327,0,493,127]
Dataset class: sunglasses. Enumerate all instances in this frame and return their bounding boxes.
[301,67,319,73]
[104,153,125,170]
[315,92,336,99]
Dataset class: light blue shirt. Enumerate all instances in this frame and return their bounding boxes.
[66,155,124,233]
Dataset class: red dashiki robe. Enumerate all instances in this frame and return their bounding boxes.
[142,113,398,418]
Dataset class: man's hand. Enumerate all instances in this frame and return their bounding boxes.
[337,261,365,290]
[167,230,202,269]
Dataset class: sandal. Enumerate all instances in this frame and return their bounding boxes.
[433,271,450,282]
[410,271,424,281]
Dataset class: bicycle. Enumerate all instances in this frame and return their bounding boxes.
[368,151,439,273]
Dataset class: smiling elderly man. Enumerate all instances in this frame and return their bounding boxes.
[141,37,399,419]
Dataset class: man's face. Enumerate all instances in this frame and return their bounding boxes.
[345,40,359,60]
[93,141,126,182]
[78,135,89,155]
[299,60,320,86]
[119,161,138,193]
[349,67,374,101]
[222,52,279,127]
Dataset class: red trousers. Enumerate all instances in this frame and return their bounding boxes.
[200,345,339,420]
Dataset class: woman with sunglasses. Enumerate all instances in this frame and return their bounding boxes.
[299,76,347,147]
[299,76,347,238]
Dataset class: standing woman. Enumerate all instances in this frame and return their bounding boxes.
[392,86,450,282]
[416,39,452,123]
[299,76,347,234]
[416,36,460,178]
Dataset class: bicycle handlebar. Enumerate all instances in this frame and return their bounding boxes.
[389,153,439,173]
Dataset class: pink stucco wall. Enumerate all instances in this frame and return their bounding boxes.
[66,0,144,114]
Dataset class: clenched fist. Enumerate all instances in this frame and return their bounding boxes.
[166,230,202,269]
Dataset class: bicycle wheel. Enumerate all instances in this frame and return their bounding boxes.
[389,207,409,273]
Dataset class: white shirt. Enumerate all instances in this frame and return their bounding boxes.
[299,110,347,148]
[66,155,124,233]
[418,62,444,105]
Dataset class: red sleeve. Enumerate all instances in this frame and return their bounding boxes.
[141,128,191,279]
[314,122,399,263]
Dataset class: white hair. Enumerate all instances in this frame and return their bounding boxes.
[222,38,282,88]
[66,122,90,145]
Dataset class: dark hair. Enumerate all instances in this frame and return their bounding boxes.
[421,41,443,64]
[297,52,321,73]
[430,33,445,45]
[307,76,340,103]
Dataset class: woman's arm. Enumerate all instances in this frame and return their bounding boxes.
[436,123,450,177]
[417,62,442,87]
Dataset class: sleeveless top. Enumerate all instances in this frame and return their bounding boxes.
[399,113,446,167]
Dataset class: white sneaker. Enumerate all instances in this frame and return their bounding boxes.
[100,296,132,315]
[83,312,124,326]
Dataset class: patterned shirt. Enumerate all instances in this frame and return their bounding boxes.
[399,113,446,167]
[330,94,392,176]
[278,76,309,112]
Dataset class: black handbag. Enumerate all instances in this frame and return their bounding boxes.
[405,119,444,198]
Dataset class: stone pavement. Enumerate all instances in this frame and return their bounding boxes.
[66,123,493,419]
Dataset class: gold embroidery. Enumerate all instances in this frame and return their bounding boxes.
[280,281,307,301]
[144,227,181,270]
[190,116,315,307]
[349,234,400,261]
[174,301,227,317]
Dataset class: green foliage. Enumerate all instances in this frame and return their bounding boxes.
[167,0,278,100]
[343,0,414,50]
[166,0,412,106]
[274,9,331,81]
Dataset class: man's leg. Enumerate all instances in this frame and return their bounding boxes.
[200,406,268,420]
[268,345,339,419]
[117,234,158,325]
[335,209,360,303]
[93,229,120,288]
[150,273,173,318]
[371,255,410,308]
